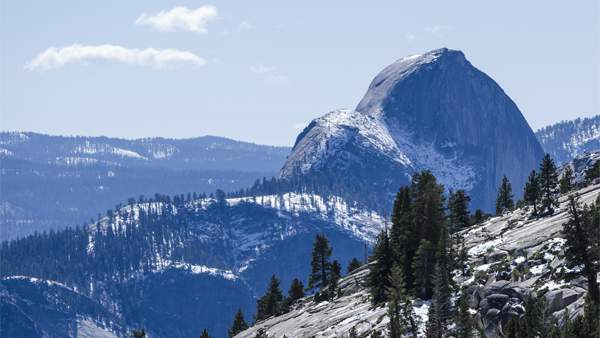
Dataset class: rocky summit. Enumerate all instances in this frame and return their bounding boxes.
[280,48,545,212]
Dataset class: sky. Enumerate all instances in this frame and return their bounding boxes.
[1,1,598,146]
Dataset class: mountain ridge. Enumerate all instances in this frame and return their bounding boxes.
[281,48,544,212]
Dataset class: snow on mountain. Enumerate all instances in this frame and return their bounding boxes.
[234,182,600,338]
[234,265,430,338]
[0,276,127,337]
[536,115,600,164]
[281,48,544,212]
[229,192,385,243]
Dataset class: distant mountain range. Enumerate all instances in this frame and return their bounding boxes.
[535,115,600,164]
[0,132,290,240]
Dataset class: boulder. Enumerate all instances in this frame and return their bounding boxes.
[545,288,583,313]
[489,250,509,262]
[486,294,510,309]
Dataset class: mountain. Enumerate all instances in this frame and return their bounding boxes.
[536,115,600,164]
[0,132,290,240]
[0,192,384,338]
[281,48,544,212]
[234,173,600,337]
[0,277,127,338]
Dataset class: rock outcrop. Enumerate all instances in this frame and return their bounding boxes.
[281,48,544,212]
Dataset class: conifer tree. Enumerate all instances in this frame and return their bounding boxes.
[523,170,541,215]
[412,239,435,299]
[287,278,305,303]
[228,308,249,337]
[132,329,146,338]
[327,260,342,300]
[428,225,452,337]
[255,275,284,321]
[562,195,600,303]
[539,154,559,214]
[410,171,445,251]
[308,234,332,291]
[368,230,393,304]
[495,175,514,215]
[586,160,600,181]
[447,189,471,267]
[455,289,473,338]
[386,264,416,338]
[559,166,574,194]
[389,186,414,285]
[346,257,362,274]
[199,329,211,338]
[470,209,488,225]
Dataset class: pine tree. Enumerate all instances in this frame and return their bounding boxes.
[411,239,435,299]
[255,275,284,321]
[287,278,305,303]
[562,194,600,304]
[539,154,559,214]
[199,329,211,338]
[386,264,415,338]
[389,186,414,286]
[586,160,600,182]
[228,308,249,337]
[428,225,452,337]
[447,189,471,268]
[368,230,393,304]
[470,209,488,225]
[455,289,473,338]
[495,175,514,215]
[327,260,342,300]
[308,234,333,291]
[523,170,541,216]
[559,166,574,194]
[132,329,146,338]
[346,257,362,274]
[522,295,550,338]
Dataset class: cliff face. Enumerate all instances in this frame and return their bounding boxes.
[281,48,545,211]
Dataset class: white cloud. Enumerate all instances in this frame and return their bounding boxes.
[27,44,206,71]
[249,64,288,85]
[136,5,218,33]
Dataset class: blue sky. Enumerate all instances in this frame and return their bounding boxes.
[1,1,598,146]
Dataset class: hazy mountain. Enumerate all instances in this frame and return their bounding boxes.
[0,132,290,240]
[281,48,544,212]
[536,115,600,164]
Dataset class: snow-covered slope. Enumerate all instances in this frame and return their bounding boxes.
[2,192,384,338]
[234,264,430,338]
[0,276,126,338]
[234,182,600,338]
[536,115,600,164]
[281,48,544,212]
